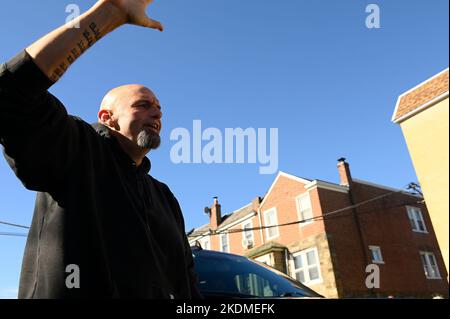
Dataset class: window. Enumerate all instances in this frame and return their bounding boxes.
[297,193,313,226]
[263,208,279,240]
[202,239,210,250]
[420,252,441,279]
[293,248,322,285]
[242,221,254,248]
[255,254,272,266]
[407,206,427,233]
[369,246,384,264]
[220,234,229,252]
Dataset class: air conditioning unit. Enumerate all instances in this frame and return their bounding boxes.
[242,239,254,249]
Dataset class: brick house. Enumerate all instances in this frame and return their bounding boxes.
[188,159,448,298]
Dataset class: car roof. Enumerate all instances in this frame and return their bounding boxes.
[191,246,248,259]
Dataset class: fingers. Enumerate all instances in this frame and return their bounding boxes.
[144,17,164,32]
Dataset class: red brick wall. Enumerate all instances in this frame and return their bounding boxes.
[226,214,263,256]
[318,188,368,296]
[205,173,448,298]
[325,181,449,297]
[259,175,326,246]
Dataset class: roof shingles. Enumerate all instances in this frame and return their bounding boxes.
[393,69,449,123]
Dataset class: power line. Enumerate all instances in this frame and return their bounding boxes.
[188,183,420,239]
[0,232,28,237]
[0,184,421,241]
[0,220,30,229]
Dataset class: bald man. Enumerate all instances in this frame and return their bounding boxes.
[0,1,201,298]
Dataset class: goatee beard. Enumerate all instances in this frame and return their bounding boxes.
[137,129,161,150]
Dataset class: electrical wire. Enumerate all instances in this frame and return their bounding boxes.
[188,183,421,239]
[0,220,30,229]
[0,232,28,237]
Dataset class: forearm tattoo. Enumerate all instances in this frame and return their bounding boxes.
[49,22,101,82]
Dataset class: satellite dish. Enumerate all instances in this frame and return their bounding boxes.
[204,207,211,215]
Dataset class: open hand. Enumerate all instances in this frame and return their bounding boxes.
[103,0,163,31]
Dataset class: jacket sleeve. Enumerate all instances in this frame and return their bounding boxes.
[0,50,80,192]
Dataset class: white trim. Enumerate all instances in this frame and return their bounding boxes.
[260,171,311,208]
[353,178,402,192]
[352,179,423,198]
[232,202,255,215]
[263,207,280,240]
[393,92,449,124]
[257,207,265,246]
[391,68,449,122]
[369,245,385,264]
[305,180,349,194]
[295,192,314,227]
[201,237,211,250]
[188,232,210,246]
[255,254,273,266]
[292,247,323,286]
[217,212,256,232]
[241,220,255,249]
[419,251,442,280]
[406,206,428,234]
[219,233,230,253]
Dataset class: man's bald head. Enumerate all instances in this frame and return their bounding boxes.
[99,84,158,115]
[98,84,163,152]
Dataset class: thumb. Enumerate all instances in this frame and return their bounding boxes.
[143,16,164,32]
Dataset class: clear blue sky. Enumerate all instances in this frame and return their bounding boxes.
[0,0,448,298]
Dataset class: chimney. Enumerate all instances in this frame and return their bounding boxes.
[209,197,222,230]
[337,157,352,186]
[252,196,262,212]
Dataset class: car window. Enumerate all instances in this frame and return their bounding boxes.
[193,250,320,298]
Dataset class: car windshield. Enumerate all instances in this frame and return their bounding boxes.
[193,250,321,298]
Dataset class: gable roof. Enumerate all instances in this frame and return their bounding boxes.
[189,202,256,239]
[259,171,311,208]
[217,203,255,230]
[392,68,449,123]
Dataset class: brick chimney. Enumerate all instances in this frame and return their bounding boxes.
[337,157,352,186]
[251,196,262,212]
[209,197,222,230]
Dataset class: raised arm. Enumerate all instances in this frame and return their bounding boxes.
[27,0,163,82]
[0,0,163,192]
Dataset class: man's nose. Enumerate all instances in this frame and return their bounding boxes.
[150,107,162,119]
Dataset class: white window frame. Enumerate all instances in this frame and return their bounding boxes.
[420,251,441,279]
[263,207,279,240]
[255,254,273,267]
[241,221,255,248]
[201,238,210,250]
[295,193,314,227]
[369,245,384,264]
[292,247,323,285]
[407,206,428,233]
[219,233,229,253]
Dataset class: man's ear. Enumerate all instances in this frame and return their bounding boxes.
[98,109,119,130]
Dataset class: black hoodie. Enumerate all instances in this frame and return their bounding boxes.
[0,51,201,299]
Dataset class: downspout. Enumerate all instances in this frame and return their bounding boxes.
[348,184,375,297]
[338,158,374,297]
[258,207,265,246]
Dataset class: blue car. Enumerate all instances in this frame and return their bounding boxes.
[192,246,323,299]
